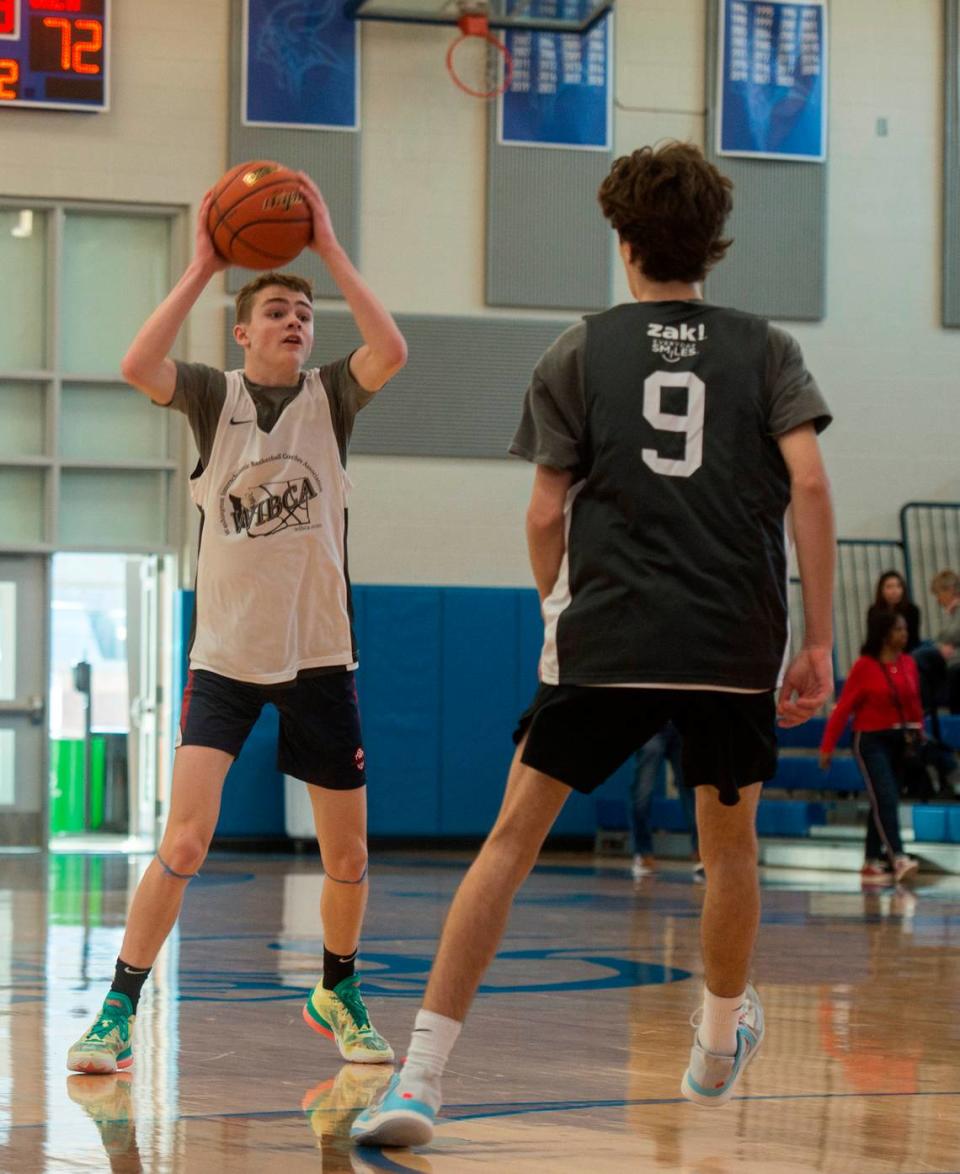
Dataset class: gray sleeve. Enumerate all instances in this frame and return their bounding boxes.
[168,362,228,469]
[938,610,960,647]
[765,325,832,437]
[509,321,587,470]
[317,353,375,465]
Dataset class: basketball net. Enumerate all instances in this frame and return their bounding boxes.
[445,9,514,100]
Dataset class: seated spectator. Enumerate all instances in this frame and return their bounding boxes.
[867,570,921,653]
[819,611,922,885]
[912,570,960,739]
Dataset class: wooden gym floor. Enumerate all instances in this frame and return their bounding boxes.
[1,849,959,1173]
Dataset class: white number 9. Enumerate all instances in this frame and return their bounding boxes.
[642,371,706,479]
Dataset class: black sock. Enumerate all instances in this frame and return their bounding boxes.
[322,944,358,991]
[110,957,151,1012]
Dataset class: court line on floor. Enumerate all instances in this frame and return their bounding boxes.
[17,1087,960,1133]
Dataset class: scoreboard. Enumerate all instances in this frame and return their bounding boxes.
[0,0,109,112]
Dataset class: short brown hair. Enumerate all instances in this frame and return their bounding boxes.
[234,272,314,323]
[598,142,734,283]
[930,569,960,596]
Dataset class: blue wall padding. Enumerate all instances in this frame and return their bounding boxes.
[174,585,833,840]
[172,589,285,838]
[438,589,524,835]
[213,705,286,837]
[356,586,444,835]
[650,798,689,833]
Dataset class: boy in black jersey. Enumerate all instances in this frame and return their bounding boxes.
[67,173,407,1074]
[353,142,835,1145]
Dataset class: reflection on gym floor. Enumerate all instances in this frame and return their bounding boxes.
[2,850,959,1173]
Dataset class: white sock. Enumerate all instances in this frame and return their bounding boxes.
[699,988,745,1056]
[403,1008,462,1080]
[395,1009,461,1111]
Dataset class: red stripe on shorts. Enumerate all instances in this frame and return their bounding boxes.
[179,670,196,737]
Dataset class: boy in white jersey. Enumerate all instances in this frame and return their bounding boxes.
[352,142,836,1147]
[67,173,407,1074]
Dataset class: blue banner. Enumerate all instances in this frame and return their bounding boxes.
[243,0,359,131]
[498,6,611,151]
[718,0,827,161]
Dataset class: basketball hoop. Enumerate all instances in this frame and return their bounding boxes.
[445,10,513,100]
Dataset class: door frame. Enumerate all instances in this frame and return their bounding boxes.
[0,554,49,846]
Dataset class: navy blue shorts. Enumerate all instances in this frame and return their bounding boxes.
[514,685,777,806]
[178,669,366,790]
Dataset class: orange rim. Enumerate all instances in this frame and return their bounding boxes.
[445,14,514,99]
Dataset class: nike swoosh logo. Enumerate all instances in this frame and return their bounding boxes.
[123,966,150,975]
[230,416,254,425]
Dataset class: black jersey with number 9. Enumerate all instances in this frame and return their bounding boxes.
[511,300,832,692]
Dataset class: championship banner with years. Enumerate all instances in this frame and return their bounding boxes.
[498,1,612,151]
[243,0,359,131]
[717,0,827,161]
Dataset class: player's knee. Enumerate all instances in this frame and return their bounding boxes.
[485,819,542,879]
[322,839,368,884]
[160,828,209,877]
[699,828,758,869]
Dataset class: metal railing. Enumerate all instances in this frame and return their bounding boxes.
[901,502,960,639]
[833,538,907,677]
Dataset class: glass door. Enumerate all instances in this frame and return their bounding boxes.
[0,556,48,846]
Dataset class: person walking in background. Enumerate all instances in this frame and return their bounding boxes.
[819,611,923,885]
[630,723,702,881]
[867,570,921,653]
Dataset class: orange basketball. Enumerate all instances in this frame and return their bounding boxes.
[207,160,313,270]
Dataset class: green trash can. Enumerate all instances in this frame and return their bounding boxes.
[49,737,106,833]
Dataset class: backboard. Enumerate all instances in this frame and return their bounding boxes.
[344,1,615,35]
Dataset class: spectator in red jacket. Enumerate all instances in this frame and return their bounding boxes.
[819,611,923,884]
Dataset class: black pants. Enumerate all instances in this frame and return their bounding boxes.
[913,644,960,740]
[854,730,906,862]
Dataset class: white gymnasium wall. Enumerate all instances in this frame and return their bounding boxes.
[2,2,229,387]
[5,0,958,587]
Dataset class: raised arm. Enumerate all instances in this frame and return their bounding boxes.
[299,172,407,392]
[776,422,835,727]
[120,191,227,405]
[527,465,573,601]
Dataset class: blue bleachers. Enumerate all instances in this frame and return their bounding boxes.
[914,806,960,843]
[648,796,828,837]
[775,717,851,751]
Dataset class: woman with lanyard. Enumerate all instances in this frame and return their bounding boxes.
[819,610,924,884]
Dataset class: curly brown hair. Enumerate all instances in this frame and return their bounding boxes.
[597,142,734,283]
[235,271,314,323]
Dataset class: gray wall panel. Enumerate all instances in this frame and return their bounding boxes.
[486,110,612,310]
[704,0,827,321]
[226,312,576,457]
[227,0,360,297]
[945,0,960,327]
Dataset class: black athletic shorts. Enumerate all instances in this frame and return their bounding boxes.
[177,668,366,790]
[513,685,778,806]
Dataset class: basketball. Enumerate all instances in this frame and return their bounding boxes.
[207,160,313,269]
